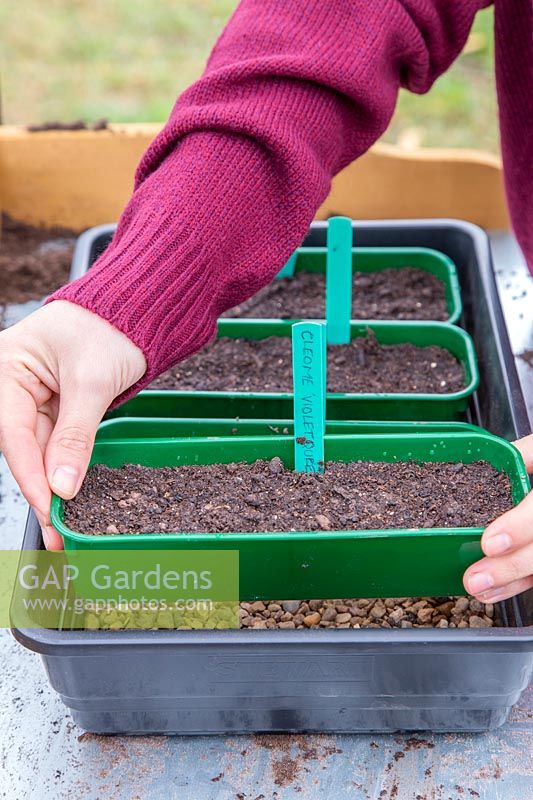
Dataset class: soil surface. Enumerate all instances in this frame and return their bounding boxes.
[26,119,108,132]
[65,458,512,535]
[223,267,449,320]
[150,331,465,394]
[0,214,76,305]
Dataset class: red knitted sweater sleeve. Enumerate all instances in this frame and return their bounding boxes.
[47,0,486,399]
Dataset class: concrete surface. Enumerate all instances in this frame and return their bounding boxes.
[1,232,532,800]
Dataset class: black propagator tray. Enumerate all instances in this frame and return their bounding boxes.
[13,511,533,735]
[12,220,533,734]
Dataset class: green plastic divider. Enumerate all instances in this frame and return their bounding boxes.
[97,418,483,441]
[234,246,462,324]
[109,321,479,422]
[52,432,530,599]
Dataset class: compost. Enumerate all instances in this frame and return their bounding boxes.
[65,458,511,535]
[0,214,76,304]
[223,267,448,320]
[26,119,108,132]
[149,331,465,393]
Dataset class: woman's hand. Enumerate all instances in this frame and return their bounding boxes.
[0,301,146,550]
[464,434,533,603]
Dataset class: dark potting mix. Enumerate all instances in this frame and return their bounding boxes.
[0,214,76,306]
[150,330,464,393]
[65,458,511,535]
[222,267,448,321]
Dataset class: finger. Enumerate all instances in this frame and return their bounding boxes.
[44,378,113,500]
[0,381,51,519]
[35,408,55,456]
[33,513,65,551]
[29,403,63,550]
[473,575,533,605]
[464,541,533,598]
[481,490,533,557]
[514,434,533,471]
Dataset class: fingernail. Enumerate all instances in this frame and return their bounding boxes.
[483,532,512,556]
[478,590,506,603]
[51,466,78,497]
[467,572,495,594]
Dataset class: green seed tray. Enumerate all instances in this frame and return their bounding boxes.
[108,320,479,422]
[51,431,529,599]
[284,246,462,323]
[97,417,483,441]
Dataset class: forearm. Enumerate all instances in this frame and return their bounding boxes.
[47,0,486,401]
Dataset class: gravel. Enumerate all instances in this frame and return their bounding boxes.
[239,596,496,629]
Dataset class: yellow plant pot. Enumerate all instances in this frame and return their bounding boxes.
[0,123,509,231]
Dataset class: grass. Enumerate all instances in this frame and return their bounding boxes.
[1,2,497,151]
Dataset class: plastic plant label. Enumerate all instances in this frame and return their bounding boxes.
[275,250,298,280]
[292,321,326,473]
[326,216,353,344]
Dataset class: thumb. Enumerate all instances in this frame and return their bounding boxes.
[514,434,533,472]
[45,382,112,500]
